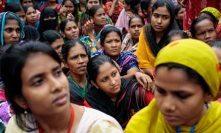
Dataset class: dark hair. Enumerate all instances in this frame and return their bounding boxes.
[174,4,181,16]
[20,0,34,4]
[38,7,58,33]
[22,5,36,13]
[100,26,122,46]
[88,5,102,18]
[62,0,80,23]
[41,30,62,44]
[152,0,175,30]
[128,15,145,27]
[60,19,77,32]
[4,3,24,13]
[190,15,215,38]
[62,39,90,62]
[140,0,151,11]
[23,25,40,41]
[86,0,101,5]
[0,41,61,131]
[168,30,188,42]
[20,0,36,6]
[87,55,118,82]
[156,63,210,94]
[124,0,141,14]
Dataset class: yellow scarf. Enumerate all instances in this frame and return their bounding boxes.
[125,99,221,133]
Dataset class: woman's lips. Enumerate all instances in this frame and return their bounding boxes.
[77,65,87,71]
[52,93,68,106]
[112,85,120,91]
[163,114,179,123]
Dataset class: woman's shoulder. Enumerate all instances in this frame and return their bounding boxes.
[119,51,137,59]
[5,116,26,133]
[76,107,123,133]
[125,99,159,132]
[121,77,137,87]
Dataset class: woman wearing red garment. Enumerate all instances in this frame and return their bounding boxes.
[180,0,221,30]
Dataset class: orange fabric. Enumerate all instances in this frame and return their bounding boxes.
[135,28,155,70]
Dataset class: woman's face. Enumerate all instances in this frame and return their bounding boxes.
[43,14,58,30]
[64,21,79,40]
[16,10,25,22]
[103,31,122,57]
[51,38,64,58]
[22,0,34,7]
[66,44,89,76]
[194,19,217,43]
[49,0,57,3]
[87,0,100,9]
[64,0,74,15]
[93,8,106,26]
[20,53,69,116]
[151,6,171,33]
[129,17,144,40]
[25,7,37,24]
[154,67,209,126]
[176,7,185,21]
[4,19,20,45]
[94,62,121,98]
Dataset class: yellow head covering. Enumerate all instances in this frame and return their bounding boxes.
[155,39,220,97]
[201,7,221,21]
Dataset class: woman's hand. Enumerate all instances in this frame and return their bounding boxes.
[59,6,67,18]
[67,13,75,20]
[82,19,94,35]
[135,72,153,91]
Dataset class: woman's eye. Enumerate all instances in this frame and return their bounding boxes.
[101,77,108,82]
[66,28,72,31]
[81,54,87,58]
[16,28,20,33]
[175,93,191,99]
[111,72,117,77]
[153,13,159,18]
[162,16,169,20]
[54,69,63,77]
[156,87,166,95]
[31,78,44,87]
[5,28,13,33]
[105,40,112,43]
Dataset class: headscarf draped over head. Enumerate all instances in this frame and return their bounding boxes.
[201,7,221,22]
[0,12,24,46]
[155,39,220,98]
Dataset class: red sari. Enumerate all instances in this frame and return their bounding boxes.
[183,0,221,30]
[0,0,6,12]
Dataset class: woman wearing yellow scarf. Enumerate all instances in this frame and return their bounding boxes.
[125,39,221,133]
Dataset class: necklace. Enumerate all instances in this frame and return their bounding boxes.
[39,106,75,133]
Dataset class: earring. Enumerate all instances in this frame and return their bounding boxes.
[24,110,28,114]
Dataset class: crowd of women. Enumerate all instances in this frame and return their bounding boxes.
[0,0,221,132]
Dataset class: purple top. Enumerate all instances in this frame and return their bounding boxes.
[92,50,138,75]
